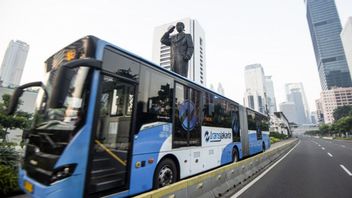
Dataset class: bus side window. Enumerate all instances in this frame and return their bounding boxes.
[231,104,241,142]
[189,88,201,146]
[136,67,173,132]
[261,117,270,131]
[247,110,256,131]
[202,93,214,126]
[173,83,189,148]
[256,115,262,140]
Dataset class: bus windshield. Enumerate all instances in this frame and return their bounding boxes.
[32,66,91,131]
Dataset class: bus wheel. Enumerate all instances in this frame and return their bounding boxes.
[232,148,239,163]
[153,158,177,189]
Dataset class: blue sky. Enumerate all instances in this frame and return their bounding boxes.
[0,0,351,111]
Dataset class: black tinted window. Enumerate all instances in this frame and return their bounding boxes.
[102,48,140,80]
[136,67,173,132]
[173,83,189,148]
[173,83,202,148]
[247,110,256,131]
[231,104,240,142]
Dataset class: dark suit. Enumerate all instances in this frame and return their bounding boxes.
[161,31,194,77]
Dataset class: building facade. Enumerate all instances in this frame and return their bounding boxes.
[285,83,310,124]
[310,111,318,124]
[270,112,291,136]
[279,102,297,124]
[265,76,277,114]
[0,40,29,87]
[305,0,352,90]
[152,18,206,86]
[320,87,352,123]
[244,64,267,114]
[315,98,325,123]
[341,17,352,80]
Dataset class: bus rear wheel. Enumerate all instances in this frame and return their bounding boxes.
[153,158,178,189]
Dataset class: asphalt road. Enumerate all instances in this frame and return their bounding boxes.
[235,136,352,198]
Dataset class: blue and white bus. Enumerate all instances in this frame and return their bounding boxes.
[8,36,270,197]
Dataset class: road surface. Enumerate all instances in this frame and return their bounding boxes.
[235,136,352,198]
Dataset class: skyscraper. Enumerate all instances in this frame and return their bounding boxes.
[305,0,352,90]
[265,76,277,114]
[217,83,225,95]
[152,18,206,86]
[0,40,29,87]
[341,17,352,80]
[279,102,297,124]
[244,64,266,113]
[285,83,310,124]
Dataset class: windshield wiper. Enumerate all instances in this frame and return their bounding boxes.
[38,133,57,149]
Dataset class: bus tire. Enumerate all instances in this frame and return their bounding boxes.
[232,147,239,163]
[153,158,178,189]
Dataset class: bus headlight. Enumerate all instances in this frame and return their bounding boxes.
[51,164,77,183]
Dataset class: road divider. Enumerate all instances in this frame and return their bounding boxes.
[134,139,298,198]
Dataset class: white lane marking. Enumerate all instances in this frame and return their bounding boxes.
[341,145,346,148]
[231,141,300,198]
[340,165,352,176]
[327,152,333,157]
[322,147,325,150]
[318,144,321,147]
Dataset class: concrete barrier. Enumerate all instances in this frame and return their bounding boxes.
[134,139,298,198]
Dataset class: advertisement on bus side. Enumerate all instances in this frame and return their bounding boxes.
[201,126,232,146]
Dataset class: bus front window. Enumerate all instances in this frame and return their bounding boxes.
[33,66,91,131]
[23,66,92,185]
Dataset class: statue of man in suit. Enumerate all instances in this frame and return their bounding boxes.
[161,22,194,77]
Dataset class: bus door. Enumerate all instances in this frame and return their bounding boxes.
[87,75,137,196]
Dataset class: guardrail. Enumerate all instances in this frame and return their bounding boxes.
[134,139,298,198]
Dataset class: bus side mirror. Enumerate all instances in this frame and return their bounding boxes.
[7,87,24,115]
[7,81,45,115]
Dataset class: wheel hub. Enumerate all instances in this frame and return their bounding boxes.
[158,165,174,187]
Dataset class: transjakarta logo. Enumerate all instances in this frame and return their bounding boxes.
[204,130,231,142]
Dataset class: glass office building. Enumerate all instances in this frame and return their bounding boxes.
[305,0,352,90]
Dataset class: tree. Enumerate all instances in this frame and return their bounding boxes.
[334,116,352,134]
[333,105,352,121]
[0,94,32,142]
[319,124,331,135]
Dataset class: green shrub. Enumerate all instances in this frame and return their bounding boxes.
[269,132,288,140]
[270,137,280,144]
[0,164,19,195]
[0,145,19,167]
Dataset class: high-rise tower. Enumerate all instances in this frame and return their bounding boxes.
[0,40,29,87]
[285,83,310,124]
[265,76,277,114]
[341,17,352,80]
[244,64,267,113]
[305,0,352,89]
